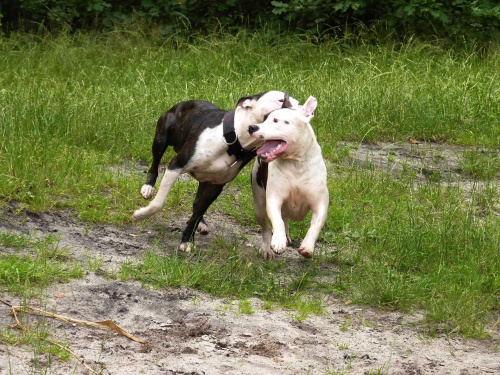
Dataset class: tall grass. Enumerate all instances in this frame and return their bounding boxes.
[1,30,499,337]
[1,31,500,212]
[322,168,500,337]
[0,231,83,295]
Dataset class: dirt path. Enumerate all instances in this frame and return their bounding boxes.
[1,142,499,374]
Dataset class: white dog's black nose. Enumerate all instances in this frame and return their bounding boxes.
[248,125,259,135]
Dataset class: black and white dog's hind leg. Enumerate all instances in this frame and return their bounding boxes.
[139,111,210,235]
[140,111,174,200]
[133,166,183,221]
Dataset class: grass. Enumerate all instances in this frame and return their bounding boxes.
[325,168,500,337]
[0,231,83,295]
[120,234,324,320]
[0,29,499,339]
[0,230,86,373]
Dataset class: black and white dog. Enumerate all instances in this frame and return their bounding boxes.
[133,91,299,253]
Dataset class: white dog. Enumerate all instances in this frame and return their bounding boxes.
[248,96,329,259]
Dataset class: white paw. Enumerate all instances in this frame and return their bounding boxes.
[271,233,288,254]
[132,202,161,222]
[132,208,146,222]
[196,221,209,235]
[298,247,313,258]
[141,184,155,199]
[298,240,314,258]
[179,242,192,254]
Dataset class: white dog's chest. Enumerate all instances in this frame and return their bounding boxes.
[281,190,312,221]
[268,160,327,221]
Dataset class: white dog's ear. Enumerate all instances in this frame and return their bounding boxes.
[301,96,317,120]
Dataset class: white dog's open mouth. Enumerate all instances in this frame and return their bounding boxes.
[257,140,288,162]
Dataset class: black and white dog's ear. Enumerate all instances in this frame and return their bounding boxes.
[237,95,253,108]
[281,92,293,109]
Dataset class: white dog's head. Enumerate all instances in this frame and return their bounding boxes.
[235,91,300,125]
[248,96,317,162]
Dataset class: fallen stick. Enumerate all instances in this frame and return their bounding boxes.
[10,304,100,375]
[1,298,149,345]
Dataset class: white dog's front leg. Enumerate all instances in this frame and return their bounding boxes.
[298,199,328,258]
[267,198,287,254]
[133,168,182,221]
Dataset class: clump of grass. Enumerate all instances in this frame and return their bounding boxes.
[325,168,500,338]
[459,149,500,180]
[120,234,324,319]
[0,231,83,295]
[238,299,255,315]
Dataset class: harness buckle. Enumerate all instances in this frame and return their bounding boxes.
[223,132,238,146]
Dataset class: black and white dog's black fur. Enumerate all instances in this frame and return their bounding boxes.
[133,91,299,253]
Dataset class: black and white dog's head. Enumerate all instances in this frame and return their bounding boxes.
[235,91,300,125]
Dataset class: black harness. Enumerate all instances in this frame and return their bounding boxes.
[222,109,257,163]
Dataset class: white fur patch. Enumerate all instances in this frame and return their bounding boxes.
[141,184,155,199]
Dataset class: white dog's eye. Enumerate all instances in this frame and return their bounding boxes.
[285,121,290,125]
[273,118,278,123]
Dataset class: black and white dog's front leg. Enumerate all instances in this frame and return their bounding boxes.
[179,182,225,253]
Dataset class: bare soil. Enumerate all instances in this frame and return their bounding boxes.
[1,142,499,375]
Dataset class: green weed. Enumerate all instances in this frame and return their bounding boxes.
[238,299,255,315]
[120,240,324,318]
[326,168,500,337]
[0,231,83,295]
[459,150,500,180]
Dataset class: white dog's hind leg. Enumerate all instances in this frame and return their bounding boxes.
[256,201,274,259]
[284,219,292,245]
[251,177,274,259]
[259,221,273,259]
[133,168,182,221]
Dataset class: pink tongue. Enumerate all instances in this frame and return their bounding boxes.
[257,140,281,156]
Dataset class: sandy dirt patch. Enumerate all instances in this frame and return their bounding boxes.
[1,142,499,374]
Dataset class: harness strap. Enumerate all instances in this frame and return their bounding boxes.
[223,110,257,162]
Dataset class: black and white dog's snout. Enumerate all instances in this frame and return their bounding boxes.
[248,125,260,135]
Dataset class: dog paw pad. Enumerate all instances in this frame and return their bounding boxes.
[298,247,313,258]
[196,222,209,235]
